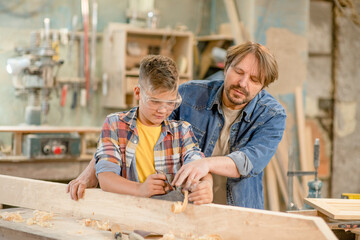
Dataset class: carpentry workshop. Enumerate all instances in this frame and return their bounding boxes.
[0,0,359,239]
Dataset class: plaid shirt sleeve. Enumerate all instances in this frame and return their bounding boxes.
[95,114,122,177]
[180,121,205,164]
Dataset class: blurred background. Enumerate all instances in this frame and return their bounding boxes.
[0,0,359,211]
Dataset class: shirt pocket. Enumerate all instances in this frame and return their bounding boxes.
[190,125,205,145]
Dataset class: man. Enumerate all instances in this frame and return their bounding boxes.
[170,42,286,209]
[68,42,286,209]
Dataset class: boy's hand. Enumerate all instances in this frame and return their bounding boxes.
[138,173,167,197]
[67,162,98,201]
[188,178,213,204]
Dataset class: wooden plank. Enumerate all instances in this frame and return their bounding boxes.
[272,156,288,204]
[275,133,304,208]
[0,126,101,133]
[295,86,311,192]
[0,174,336,239]
[304,198,360,220]
[265,160,280,211]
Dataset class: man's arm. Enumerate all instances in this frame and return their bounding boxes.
[98,172,167,197]
[173,112,286,188]
[172,156,239,189]
[66,157,98,200]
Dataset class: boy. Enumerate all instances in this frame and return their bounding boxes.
[95,55,212,202]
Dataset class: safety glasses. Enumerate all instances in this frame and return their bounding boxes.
[140,86,182,111]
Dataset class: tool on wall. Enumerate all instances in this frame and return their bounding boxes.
[287,138,323,210]
[90,0,98,93]
[81,0,90,104]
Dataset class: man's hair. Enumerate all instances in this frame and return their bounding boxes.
[224,42,278,88]
[138,55,179,92]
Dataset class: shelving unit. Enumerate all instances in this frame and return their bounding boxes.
[102,23,194,109]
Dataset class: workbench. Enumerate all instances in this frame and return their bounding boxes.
[289,209,360,240]
[0,126,100,181]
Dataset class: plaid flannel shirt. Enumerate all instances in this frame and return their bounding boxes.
[95,107,204,182]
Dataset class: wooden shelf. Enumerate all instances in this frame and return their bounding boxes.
[102,23,194,109]
[125,70,190,79]
[0,126,101,133]
[196,34,233,42]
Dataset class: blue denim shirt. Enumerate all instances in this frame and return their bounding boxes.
[170,79,286,209]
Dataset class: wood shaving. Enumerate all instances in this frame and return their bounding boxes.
[161,233,176,240]
[26,210,54,227]
[78,218,110,231]
[171,190,189,214]
[0,212,24,222]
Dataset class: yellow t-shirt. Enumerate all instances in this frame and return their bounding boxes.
[135,119,162,183]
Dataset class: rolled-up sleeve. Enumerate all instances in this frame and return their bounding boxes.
[227,111,286,178]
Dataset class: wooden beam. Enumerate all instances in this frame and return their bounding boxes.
[265,160,280,211]
[223,0,246,44]
[295,86,311,191]
[0,174,336,239]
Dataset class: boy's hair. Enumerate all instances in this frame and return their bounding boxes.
[138,55,179,92]
[224,41,278,88]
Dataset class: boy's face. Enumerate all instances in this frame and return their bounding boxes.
[135,86,181,127]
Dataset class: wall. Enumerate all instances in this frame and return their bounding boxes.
[0,0,208,145]
[332,3,360,197]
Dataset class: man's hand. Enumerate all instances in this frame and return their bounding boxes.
[137,174,167,198]
[188,177,213,204]
[66,159,98,200]
[172,158,210,190]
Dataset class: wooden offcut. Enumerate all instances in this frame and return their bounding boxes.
[304,198,360,220]
[0,174,336,239]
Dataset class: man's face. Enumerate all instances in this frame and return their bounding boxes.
[223,53,264,110]
[136,87,181,127]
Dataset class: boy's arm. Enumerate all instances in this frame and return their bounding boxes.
[98,172,167,197]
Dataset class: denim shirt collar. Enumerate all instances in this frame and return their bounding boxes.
[119,106,173,135]
[207,84,263,123]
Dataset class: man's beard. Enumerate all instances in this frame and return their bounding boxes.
[225,85,250,106]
